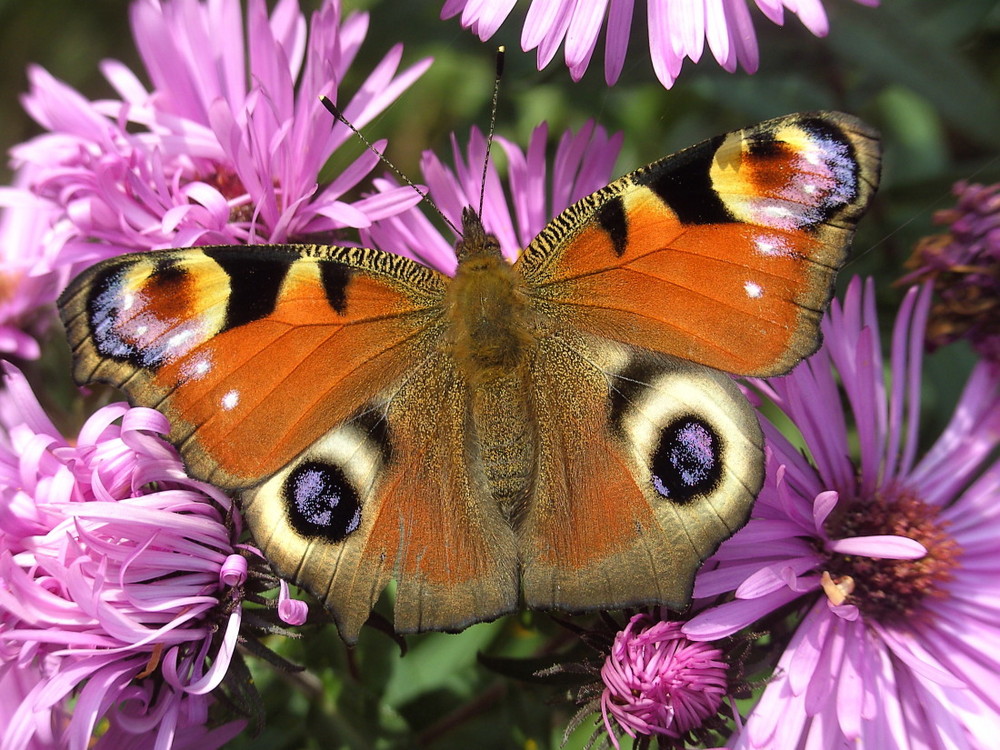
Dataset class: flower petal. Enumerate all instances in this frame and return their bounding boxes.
[827,535,927,559]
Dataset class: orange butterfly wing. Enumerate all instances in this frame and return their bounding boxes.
[59,244,520,642]
[518,112,881,376]
[60,245,446,488]
[512,112,880,609]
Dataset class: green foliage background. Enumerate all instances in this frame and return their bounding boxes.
[1,1,997,747]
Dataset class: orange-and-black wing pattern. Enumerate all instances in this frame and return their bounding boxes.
[518,111,881,376]
[59,244,448,489]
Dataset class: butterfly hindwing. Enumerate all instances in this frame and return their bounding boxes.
[518,112,881,376]
[241,354,518,643]
[519,331,763,611]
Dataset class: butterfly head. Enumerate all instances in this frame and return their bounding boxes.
[455,207,502,262]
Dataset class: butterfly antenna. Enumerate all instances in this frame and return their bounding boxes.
[319,95,460,236]
[478,46,505,219]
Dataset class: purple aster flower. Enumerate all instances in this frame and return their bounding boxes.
[548,611,750,749]
[0,0,429,352]
[903,181,1000,370]
[601,614,733,749]
[684,278,1000,748]
[363,120,623,275]
[441,0,878,89]
[0,361,307,749]
[0,167,68,360]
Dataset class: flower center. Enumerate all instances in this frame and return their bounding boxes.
[202,167,254,225]
[0,271,18,304]
[825,486,961,623]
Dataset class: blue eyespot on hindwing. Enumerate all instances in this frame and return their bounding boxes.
[284,460,362,542]
[650,416,722,502]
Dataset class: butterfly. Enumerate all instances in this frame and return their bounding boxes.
[58,112,880,644]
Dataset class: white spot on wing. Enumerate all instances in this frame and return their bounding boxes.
[763,204,793,221]
[221,390,240,411]
[744,281,764,299]
[167,329,194,350]
[755,238,776,255]
[181,354,213,382]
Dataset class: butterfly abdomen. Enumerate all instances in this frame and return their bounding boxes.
[469,373,537,520]
[446,218,543,514]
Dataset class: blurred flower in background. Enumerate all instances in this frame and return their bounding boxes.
[441,0,879,88]
[685,278,1000,747]
[0,166,70,360]
[904,181,1000,371]
[364,120,622,274]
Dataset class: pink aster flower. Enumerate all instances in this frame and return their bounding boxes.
[0,361,305,749]
[904,181,1000,370]
[363,120,623,275]
[685,278,1000,748]
[601,614,731,749]
[0,167,69,360]
[0,0,429,349]
[550,610,750,748]
[441,0,879,89]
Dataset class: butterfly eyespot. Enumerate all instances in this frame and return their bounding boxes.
[89,265,192,369]
[88,269,141,361]
[84,254,231,371]
[284,460,362,542]
[146,258,190,293]
[650,416,722,503]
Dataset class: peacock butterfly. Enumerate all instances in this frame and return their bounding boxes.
[59,112,881,642]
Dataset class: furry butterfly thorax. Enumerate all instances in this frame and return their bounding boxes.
[59,112,881,643]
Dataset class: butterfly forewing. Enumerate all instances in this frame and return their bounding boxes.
[59,244,449,488]
[518,112,881,376]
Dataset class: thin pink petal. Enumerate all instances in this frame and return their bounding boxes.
[827,535,927,559]
[564,0,608,72]
[603,0,634,84]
